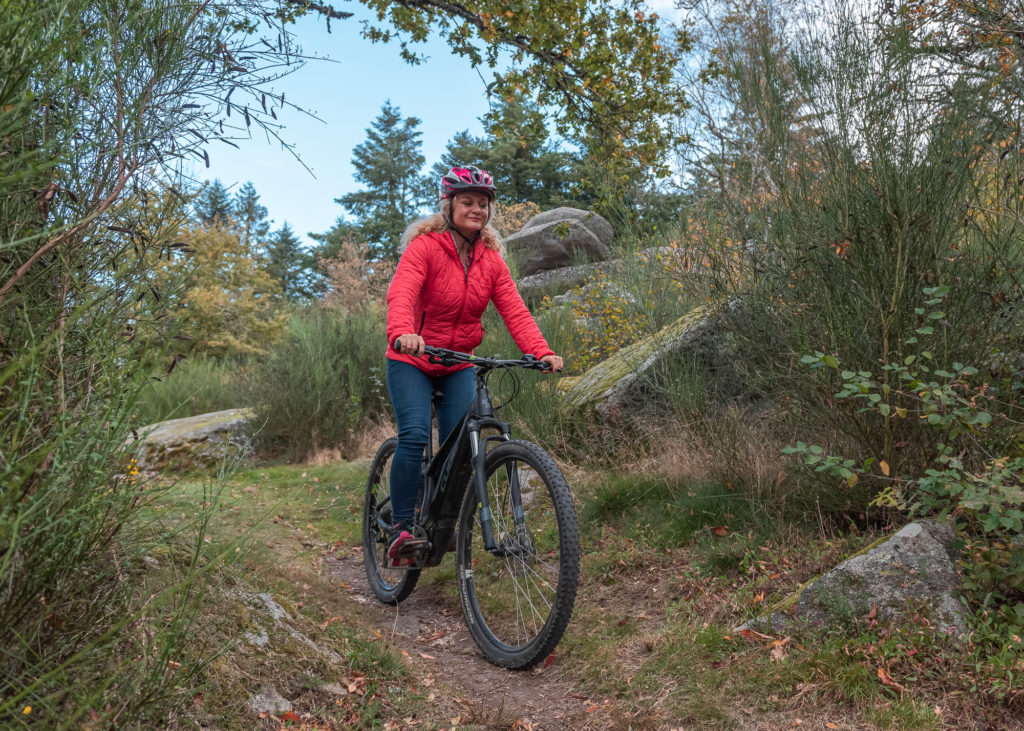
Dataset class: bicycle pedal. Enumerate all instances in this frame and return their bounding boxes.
[395,538,429,556]
[390,548,427,569]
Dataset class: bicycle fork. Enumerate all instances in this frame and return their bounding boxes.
[468,424,527,557]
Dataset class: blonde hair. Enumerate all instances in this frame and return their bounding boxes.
[399,195,503,254]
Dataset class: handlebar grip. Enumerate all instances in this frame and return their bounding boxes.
[393,338,403,353]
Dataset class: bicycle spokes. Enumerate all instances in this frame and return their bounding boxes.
[463,449,567,653]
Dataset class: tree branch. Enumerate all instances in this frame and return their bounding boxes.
[281,0,354,20]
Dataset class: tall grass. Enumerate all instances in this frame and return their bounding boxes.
[133,356,248,426]
[244,304,390,460]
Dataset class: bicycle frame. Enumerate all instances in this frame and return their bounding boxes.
[412,365,520,567]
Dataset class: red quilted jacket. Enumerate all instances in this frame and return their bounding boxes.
[385,230,553,375]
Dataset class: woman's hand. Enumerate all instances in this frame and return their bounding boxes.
[395,333,426,357]
[540,354,564,373]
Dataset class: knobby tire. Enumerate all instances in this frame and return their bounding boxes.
[456,440,580,670]
[362,437,420,604]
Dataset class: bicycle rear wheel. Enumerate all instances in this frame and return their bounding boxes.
[456,439,579,669]
[362,437,420,604]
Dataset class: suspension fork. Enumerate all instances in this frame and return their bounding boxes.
[469,420,523,554]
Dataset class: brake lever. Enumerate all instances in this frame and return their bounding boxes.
[521,354,552,372]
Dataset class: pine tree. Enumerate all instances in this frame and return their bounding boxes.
[436,97,575,209]
[265,222,313,300]
[336,100,433,261]
[195,179,233,226]
[233,181,270,250]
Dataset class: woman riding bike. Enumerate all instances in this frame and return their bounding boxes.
[385,164,564,565]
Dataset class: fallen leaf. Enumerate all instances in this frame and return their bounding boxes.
[825,724,838,729]
[712,525,728,537]
[880,460,890,477]
[877,667,905,695]
[543,652,555,668]
[867,603,877,620]
[753,591,765,604]
[769,636,791,661]
[419,652,436,660]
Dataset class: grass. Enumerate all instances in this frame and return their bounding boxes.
[142,459,450,729]
[133,356,248,426]
[561,466,1022,729]
[143,455,1023,729]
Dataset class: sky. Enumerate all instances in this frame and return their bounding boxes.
[199,8,495,248]
[200,1,685,249]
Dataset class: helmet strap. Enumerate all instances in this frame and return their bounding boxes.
[443,197,483,248]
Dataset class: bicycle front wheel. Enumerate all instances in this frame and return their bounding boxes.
[456,439,580,669]
[362,437,420,604]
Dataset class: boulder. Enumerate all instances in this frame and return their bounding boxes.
[505,207,614,277]
[133,407,257,471]
[560,305,732,420]
[516,260,622,305]
[520,206,615,247]
[743,521,965,635]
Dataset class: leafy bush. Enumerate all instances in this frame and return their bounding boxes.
[133,356,248,426]
[670,2,1024,515]
[245,305,389,460]
[787,287,1024,635]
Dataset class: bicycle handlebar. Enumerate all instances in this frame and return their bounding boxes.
[393,339,551,372]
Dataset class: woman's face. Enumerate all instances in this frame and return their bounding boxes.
[450,191,491,236]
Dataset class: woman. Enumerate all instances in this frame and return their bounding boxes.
[385,165,563,565]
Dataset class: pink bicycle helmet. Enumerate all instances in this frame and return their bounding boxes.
[440,165,497,199]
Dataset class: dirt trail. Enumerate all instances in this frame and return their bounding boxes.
[325,547,618,730]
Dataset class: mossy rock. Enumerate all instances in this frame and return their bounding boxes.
[133,408,257,472]
[742,521,965,636]
[561,305,725,419]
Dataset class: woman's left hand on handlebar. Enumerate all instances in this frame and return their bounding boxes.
[540,354,564,373]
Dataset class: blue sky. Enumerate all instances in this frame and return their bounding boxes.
[199,8,496,247]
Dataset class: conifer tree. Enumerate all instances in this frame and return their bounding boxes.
[195,179,234,226]
[233,181,271,250]
[436,97,575,209]
[265,222,313,300]
[336,100,433,260]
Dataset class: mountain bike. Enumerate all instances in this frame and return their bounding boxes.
[362,344,579,670]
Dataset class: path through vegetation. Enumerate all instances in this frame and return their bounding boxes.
[326,547,617,730]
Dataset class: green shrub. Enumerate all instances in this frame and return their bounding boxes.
[787,288,1024,635]
[245,304,389,460]
[673,2,1024,516]
[0,0,311,724]
[133,356,248,426]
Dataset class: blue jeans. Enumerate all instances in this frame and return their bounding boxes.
[386,360,475,529]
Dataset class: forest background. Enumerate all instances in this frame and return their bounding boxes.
[1,0,1023,727]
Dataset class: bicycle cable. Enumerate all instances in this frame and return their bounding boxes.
[488,364,522,415]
